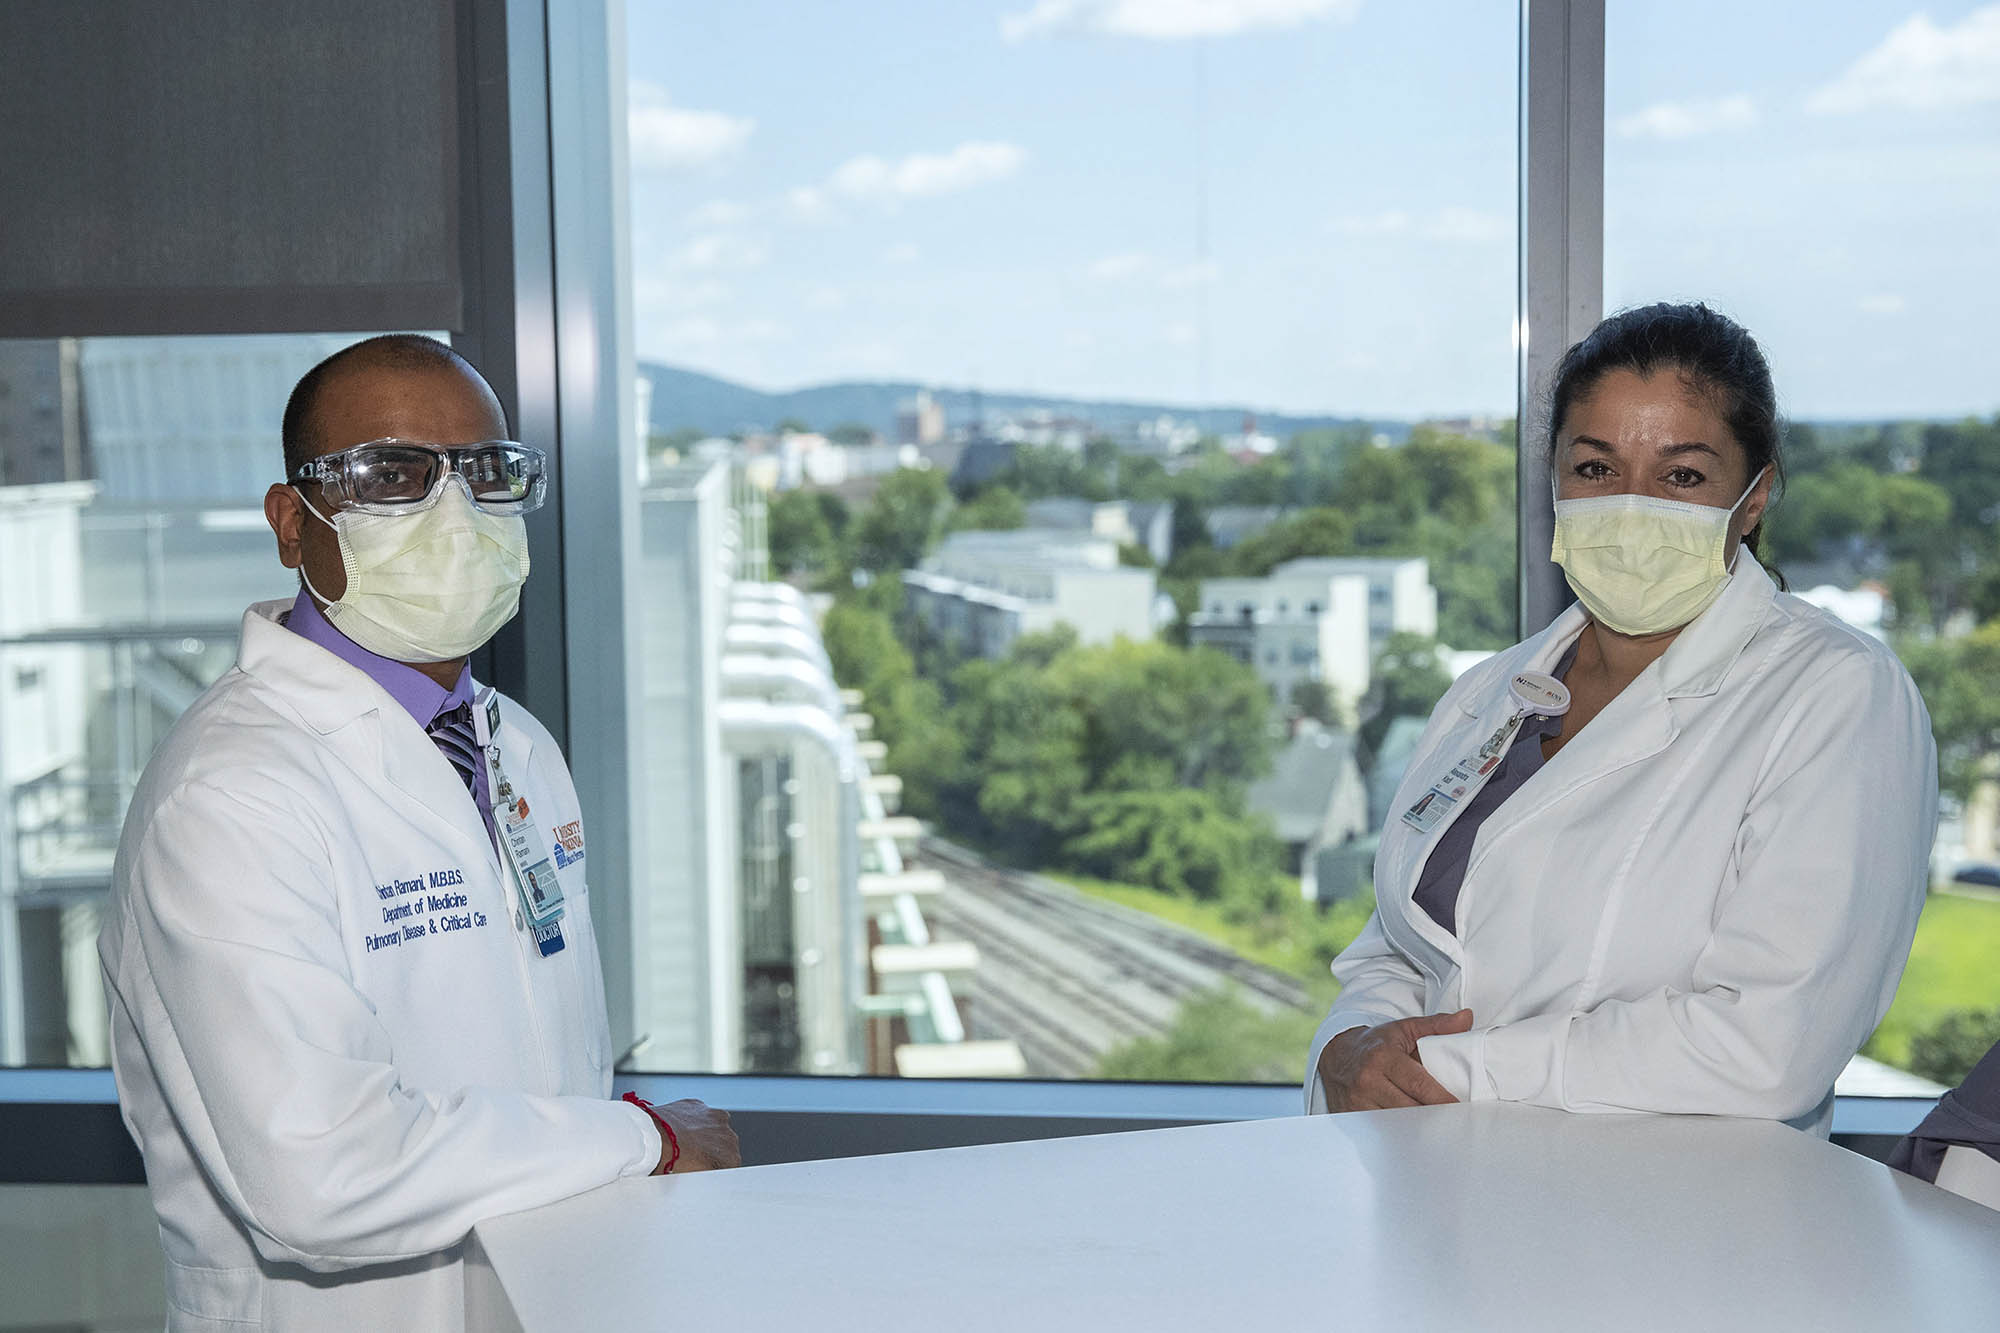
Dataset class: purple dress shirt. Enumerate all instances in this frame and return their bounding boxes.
[282,590,497,846]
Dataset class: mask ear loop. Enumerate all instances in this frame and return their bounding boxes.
[293,484,345,608]
[1723,465,1772,572]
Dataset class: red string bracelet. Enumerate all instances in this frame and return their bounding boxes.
[622,1092,680,1174]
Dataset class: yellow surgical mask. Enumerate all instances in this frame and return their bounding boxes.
[298,481,530,662]
[1550,468,1766,637]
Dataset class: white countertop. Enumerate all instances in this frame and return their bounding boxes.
[466,1103,2000,1332]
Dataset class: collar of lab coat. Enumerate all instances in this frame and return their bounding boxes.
[1456,553,1778,717]
[234,599,528,866]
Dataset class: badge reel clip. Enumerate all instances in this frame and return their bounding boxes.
[474,689,568,957]
[1401,670,1571,836]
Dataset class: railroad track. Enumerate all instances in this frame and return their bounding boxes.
[922,838,1314,1010]
[916,837,1319,1079]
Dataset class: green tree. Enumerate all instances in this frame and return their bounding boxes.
[827,422,875,446]
[1227,507,1355,576]
[767,489,843,576]
[1359,633,1452,757]
[1919,415,2000,536]
[1063,788,1278,901]
[1096,987,1326,1082]
[980,443,1111,501]
[946,657,1091,862]
[1289,679,1339,726]
[1908,1008,2000,1088]
[950,484,1026,532]
[1765,462,1884,564]
[1900,620,2000,802]
[1052,640,1273,791]
[821,592,960,818]
[775,416,812,435]
[852,467,952,573]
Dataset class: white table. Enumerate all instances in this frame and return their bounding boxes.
[465,1103,2000,1331]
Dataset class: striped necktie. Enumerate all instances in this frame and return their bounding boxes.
[428,702,481,799]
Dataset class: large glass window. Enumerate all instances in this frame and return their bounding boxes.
[620,1,1518,1081]
[1607,1,2000,1097]
[0,333,407,1068]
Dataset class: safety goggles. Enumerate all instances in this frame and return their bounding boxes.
[289,438,548,515]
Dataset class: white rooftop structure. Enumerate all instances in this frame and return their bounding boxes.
[904,528,1156,660]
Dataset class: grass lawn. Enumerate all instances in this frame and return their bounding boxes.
[1865,890,2000,1069]
[1046,871,1370,989]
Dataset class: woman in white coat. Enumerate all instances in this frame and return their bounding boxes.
[1308,303,1937,1135]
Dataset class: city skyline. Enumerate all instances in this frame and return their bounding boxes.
[626,1,2000,421]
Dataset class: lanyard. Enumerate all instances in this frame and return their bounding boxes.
[1401,670,1571,837]
[473,688,568,957]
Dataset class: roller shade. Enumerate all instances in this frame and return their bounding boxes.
[0,0,461,336]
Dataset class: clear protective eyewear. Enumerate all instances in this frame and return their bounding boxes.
[289,438,549,515]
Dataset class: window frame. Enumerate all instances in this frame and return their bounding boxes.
[0,0,1946,1181]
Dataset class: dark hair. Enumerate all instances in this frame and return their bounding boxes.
[1546,302,1783,557]
[281,333,479,480]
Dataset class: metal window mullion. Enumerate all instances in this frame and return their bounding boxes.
[544,0,648,1064]
[1517,0,1604,637]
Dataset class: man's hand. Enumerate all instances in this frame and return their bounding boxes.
[652,1099,740,1174]
[1316,1010,1473,1112]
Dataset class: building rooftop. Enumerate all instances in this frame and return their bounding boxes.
[1249,724,1360,844]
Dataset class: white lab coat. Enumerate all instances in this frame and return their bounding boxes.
[1306,557,1937,1134]
[99,601,660,1332]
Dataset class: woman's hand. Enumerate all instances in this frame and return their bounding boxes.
[1316,1010,1473,1111]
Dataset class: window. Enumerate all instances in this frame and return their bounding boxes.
[620,0,1517,1083]
[0,333,412,1068]
[1606,1,2000,1098]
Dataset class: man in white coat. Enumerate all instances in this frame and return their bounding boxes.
[99,335,738,1332]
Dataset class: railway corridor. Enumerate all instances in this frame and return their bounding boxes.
[915,839,1316,1079]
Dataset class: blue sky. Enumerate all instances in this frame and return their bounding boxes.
[625,1,1999,421]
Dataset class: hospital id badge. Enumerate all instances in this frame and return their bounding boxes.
[1400,721,1520,834]
[1398,670,1571,837]
[499,788,567,957]
[476,690,568,957]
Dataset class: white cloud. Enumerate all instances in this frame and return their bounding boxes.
[1088,252,1152,280]
[1086,253,1222,287]
[1614,94,1758,141]
[1859,293,1908,316]
[668,233,768,272]
[737,318,788,343]
[1331,207,1503,243]
[829,141,1028,201]
[628,81,755,171]
[1808,7,2000,114]
[634,275,730,311]
[1420,208,1506,244]
[1003,0,1360,42]
[883,242,921,264]
[1331,209,1412,237]
[687,199,749,228]
[653,315,787,350]
[657,316,721,348]
[1165,320,1199,346]
[806,285,848,311]
[1159,258,1222,288]
[785,186,832,222]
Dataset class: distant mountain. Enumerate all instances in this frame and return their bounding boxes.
[638,361,1407,442]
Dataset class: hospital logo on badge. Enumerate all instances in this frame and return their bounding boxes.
[552,819,586,869]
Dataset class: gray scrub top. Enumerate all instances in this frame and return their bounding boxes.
[1411,640,1580,936]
